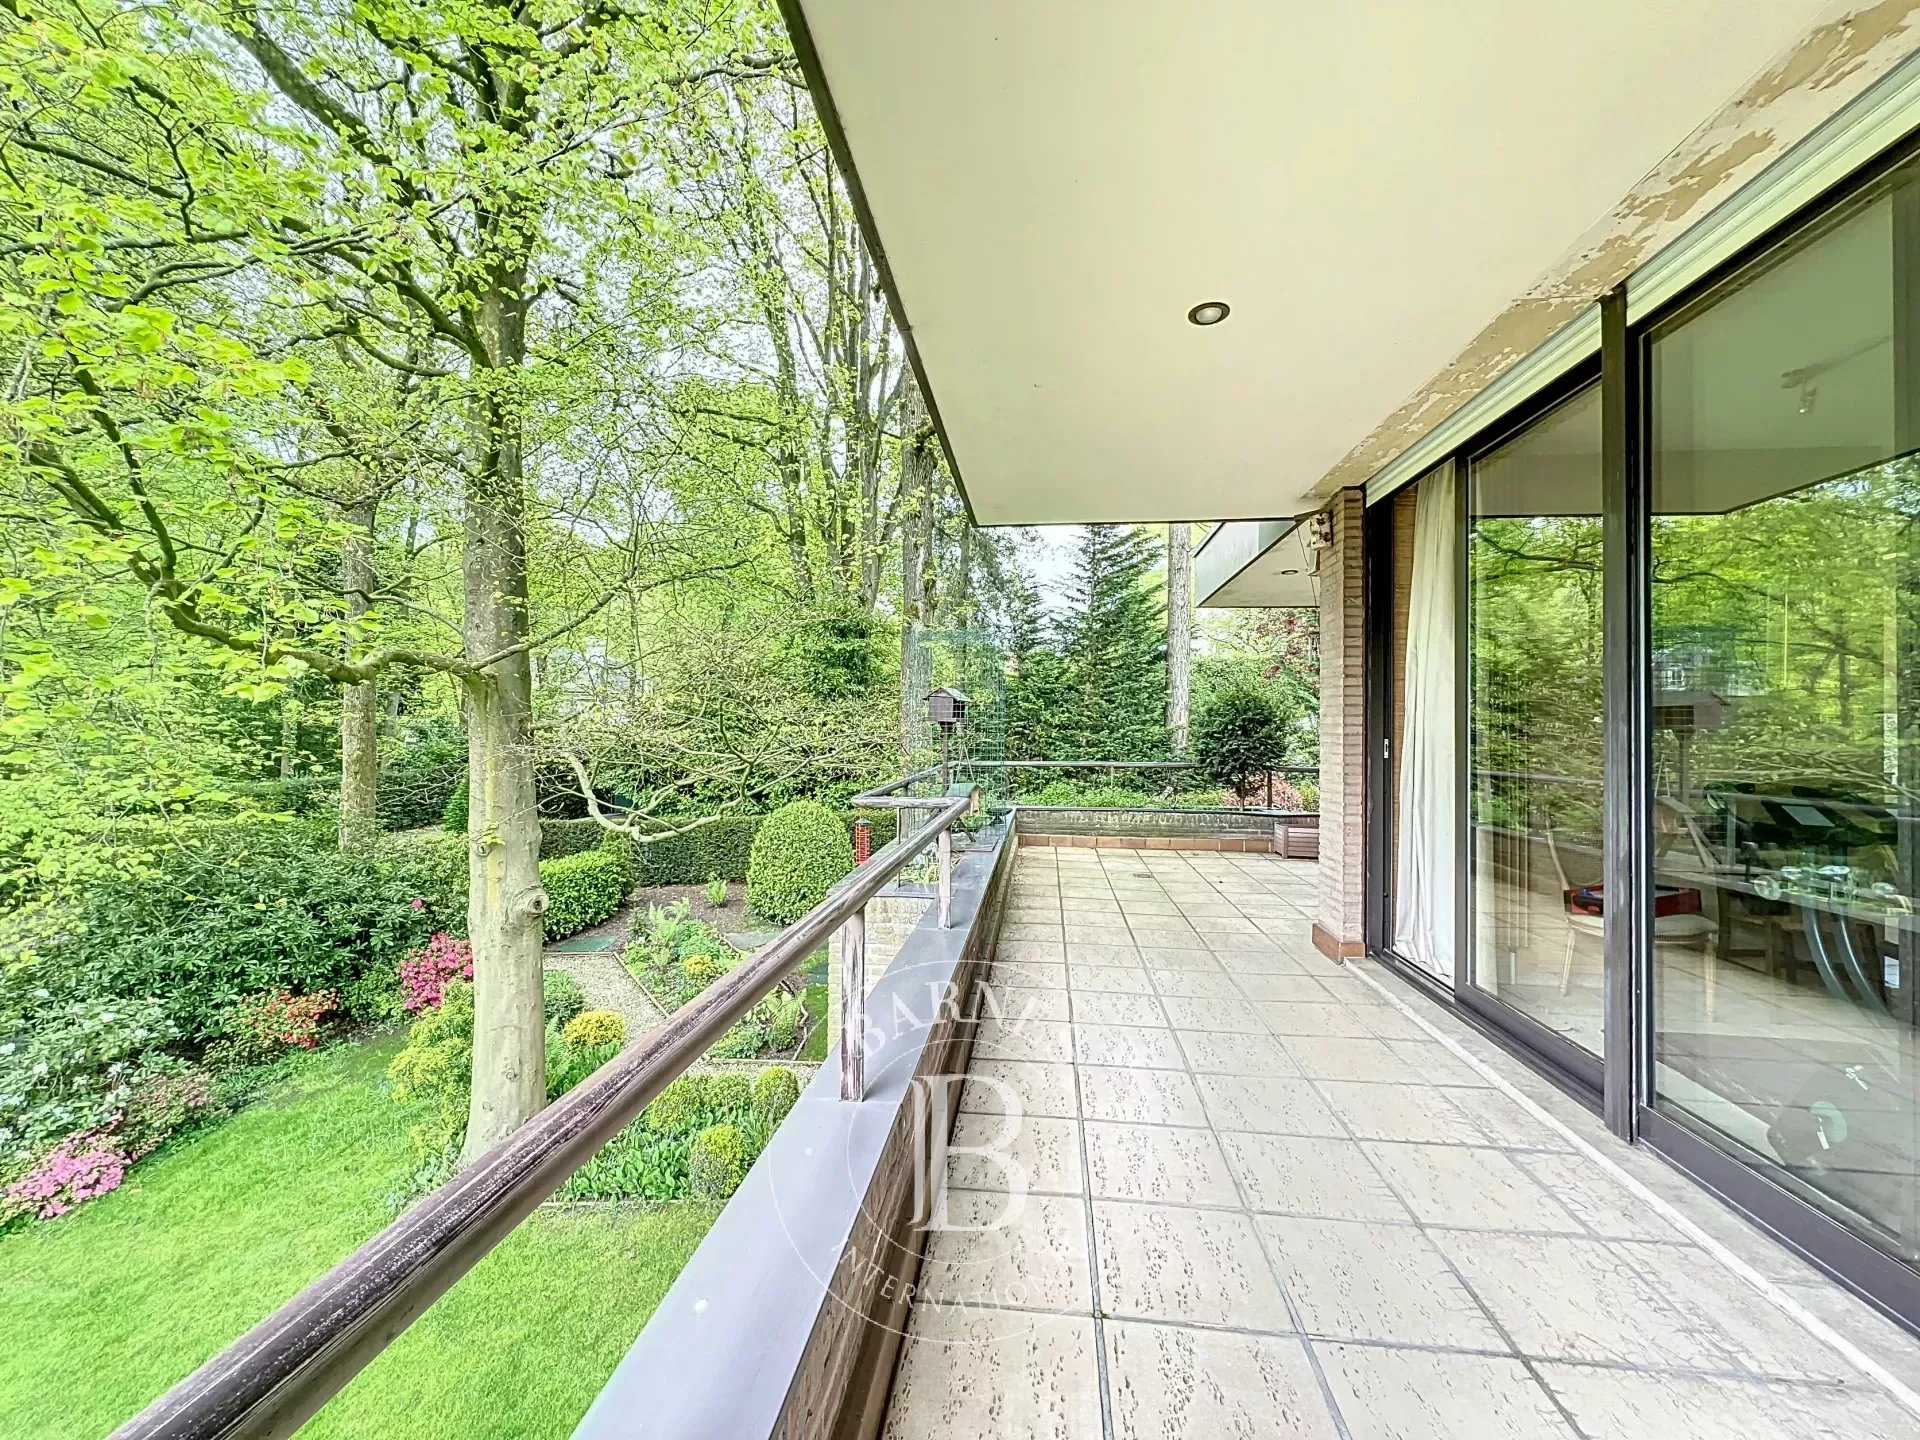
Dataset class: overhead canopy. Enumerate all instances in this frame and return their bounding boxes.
[784,0,1876,526]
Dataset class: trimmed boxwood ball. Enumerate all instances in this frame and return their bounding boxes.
[752,1066,800,1122]
[688,1123,749,1199]
[542,969,585,1026]
[704,1072,752,1113]
[645,1075,705,1134]
[746,800,855,923]
[561,1008,626,1050]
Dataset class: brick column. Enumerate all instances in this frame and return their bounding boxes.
[1314,487,1368,959]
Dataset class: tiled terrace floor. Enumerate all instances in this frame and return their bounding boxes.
[879,846,1920,1440]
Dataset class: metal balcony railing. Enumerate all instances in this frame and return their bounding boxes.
[112,785,980,1440]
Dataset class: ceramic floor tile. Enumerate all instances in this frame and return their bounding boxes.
[1388,1039,1495,1087]
[1511,1152,1682,1241]
[1283,1035,1429,1083]
[1221,1133,1412,1221]
[917,1191,1092,1311]
[1233,973,1336,1004]
[977,1017,1075,1064]
[1313,1079,1481,1144]
[1361,1141,1585,1234]
[1085,1122,1240,1206]
[1157,994,1266,1032]
[1064,924,1134,946]
[1146,967,1242,998]
[1064,942,1143,967]
[882,1306,1103,1440]
[1078,1065,1208,1126]
[1257,1214,1509,1350]
[1130,927,1204,949]
[1254,1001,1379,1038]
[1105,1323,1340,1440]
[1064,964,1153,994]
[1134,947,1226,971]
[1535,1362,1920,1440]
[1177,1029,1301,1076]
[992,988,1070,1022]
[1194,1073,1347,1137]
[1072,1022,1184,1069]
[1436,1231,1758,1371]
[962,1060,1081,1119]
[1317,1344,1579,1440]
[1093,1201,1294,1331]
[992,961,1068,991]
[1067,989,1165,1027]
[1442,1086,1579,1151]
[997,940,1067,966]
[947,1113,1083,1196]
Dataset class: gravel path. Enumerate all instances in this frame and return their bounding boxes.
[543,900,665,1033]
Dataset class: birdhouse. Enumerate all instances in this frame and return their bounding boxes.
[927,687,969,727]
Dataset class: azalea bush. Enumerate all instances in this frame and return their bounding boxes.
[400,933,474,1013]
[2,1131,130,1221]
[0,991,175,1171]
[220,988,339,1064]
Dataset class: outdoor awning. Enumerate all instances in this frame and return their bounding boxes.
[782,1,1909,527]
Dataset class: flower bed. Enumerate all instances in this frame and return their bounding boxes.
[620,902,823,1061]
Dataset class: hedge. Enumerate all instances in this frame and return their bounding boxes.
[617,809,897,888]
[540,848,632,940]
[538,818,608,860]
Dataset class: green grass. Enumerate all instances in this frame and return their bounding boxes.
[0,1036,716,1440]
[800,983,830,1062]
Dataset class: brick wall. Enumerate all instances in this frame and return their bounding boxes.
[1315,488,1368,958]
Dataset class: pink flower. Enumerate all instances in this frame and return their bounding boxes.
[4,1132,131,1220]
[409,897,426,911]
[398,932,475,1012]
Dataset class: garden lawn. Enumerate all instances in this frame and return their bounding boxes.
[0,1036,717,1440]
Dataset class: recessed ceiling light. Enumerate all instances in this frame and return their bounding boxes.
[1187,300,1230,326]
[1279,568,1299,575]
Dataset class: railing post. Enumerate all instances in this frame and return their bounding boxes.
[840,903,866,1100]
[938,826,953,929]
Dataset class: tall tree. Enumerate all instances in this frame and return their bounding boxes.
[1057,526,1168,759]
[1167,522,1194,754]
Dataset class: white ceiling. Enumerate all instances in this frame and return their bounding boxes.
[792,0,1842,526]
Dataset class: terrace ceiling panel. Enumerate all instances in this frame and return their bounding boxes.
[786,1,1866,525]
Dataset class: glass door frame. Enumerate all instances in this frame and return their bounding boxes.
[1361,131,1920,1331]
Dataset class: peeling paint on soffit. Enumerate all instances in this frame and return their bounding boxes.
[1312,0,1920,501]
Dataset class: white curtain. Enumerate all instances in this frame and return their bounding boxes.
[1394,467,1457,981]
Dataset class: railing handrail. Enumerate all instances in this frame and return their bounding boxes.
[954,758,1319,773]
[114,790,978,1440]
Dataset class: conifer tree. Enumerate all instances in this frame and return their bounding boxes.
[1055,526,1169,758]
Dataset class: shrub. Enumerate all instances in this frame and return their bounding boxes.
[746,801,853,923]
[680,951,724,993]
[1192,687,1297,801]
[704,876,728,907]
[25,820,458,1047]
[341,966,404,1024]
[388,980,475,1159]
[705,1073,751,1113]
[644,1075,707,1134]
[0,993,176,1170]
[2,1131,130,1221]
[560,1121,693,1202]
[562,1009,626,1050]
[442,779,469,832]
[752,1066,800,1122]
[765,991,804,1052]
[543,969,585,1027]
[688,1123,748,1199]
[539,818,606,860]
[547,1034,617,1099]
[115,1065,215,1158]
[629,816,762,886]
[398,933,474,1013]
[220,988,338,1063]
[541,849,630,940]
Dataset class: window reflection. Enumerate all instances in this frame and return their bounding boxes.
[1650,173,1920,1263]
[1467,384,1606,1054]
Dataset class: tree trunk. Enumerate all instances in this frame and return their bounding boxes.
[278,698,300,780]
[460,276,548,1163]
[338,497,379,844]
[898,382,932,763]
[1167,521,1193,754]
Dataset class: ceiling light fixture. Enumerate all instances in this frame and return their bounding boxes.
[1187,300,1230,327]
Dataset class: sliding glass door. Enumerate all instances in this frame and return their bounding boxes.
[1647,160,1920,1267]
[1464,385,1607,1060]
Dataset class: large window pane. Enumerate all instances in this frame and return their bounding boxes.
[1650,168,1920,1264]
[1467,384,1605,1053]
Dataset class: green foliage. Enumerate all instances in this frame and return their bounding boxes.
[387,981,476,1161]
[228,776,338,818]
[796,607,882,699]
[688,1123,748,1199]
[680,951,725,991]
[1019,778,1226,809]
[442,780,469,834]
[545,1035,619,1100]
[752,1066,800,1122]
[542,970,586,1027]
[1193,687,1297,800]
[10,821,458,1051]
[561,1009,625,1050]
[341,966,404,1025]
[540,818,608,860]
[539,850,630,941]
[704,1073,751,1113]
[629,816,762,886]
[0,993,177,1171]
[703,876,729,907]
[746,801,853,923]
[643,1076,707,1135]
